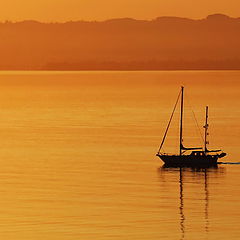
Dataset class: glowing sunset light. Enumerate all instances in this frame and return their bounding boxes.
[1,0,239,22]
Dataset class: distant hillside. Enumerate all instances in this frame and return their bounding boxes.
[0,14,240,70]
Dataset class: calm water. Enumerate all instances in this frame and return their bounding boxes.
[0,71,239,240]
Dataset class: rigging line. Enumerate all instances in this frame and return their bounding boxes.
[185,94,205,145]
[192,109,205,144]
[157,89,181,154]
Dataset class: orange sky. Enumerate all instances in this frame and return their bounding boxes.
[1,0,239,22]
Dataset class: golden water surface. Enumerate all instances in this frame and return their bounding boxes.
[0,71,239,240]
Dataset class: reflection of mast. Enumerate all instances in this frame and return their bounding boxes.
[204,169,209,233]
[179,168,185,240]
[159,165,224,240]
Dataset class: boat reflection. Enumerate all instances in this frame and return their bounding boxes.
[179,168,185,240]
[158,165,225,240]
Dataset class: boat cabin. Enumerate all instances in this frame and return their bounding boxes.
[190,151,206,156]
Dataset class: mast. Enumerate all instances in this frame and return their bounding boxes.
[204,106,209,152]
[179,86,184,156]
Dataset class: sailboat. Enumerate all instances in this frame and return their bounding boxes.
[156,86,226,167]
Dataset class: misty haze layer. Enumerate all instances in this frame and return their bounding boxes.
[0,14,240,70]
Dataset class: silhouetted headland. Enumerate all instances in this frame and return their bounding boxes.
[1,14,240,70]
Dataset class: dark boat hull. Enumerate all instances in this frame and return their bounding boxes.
[157,154,219,167]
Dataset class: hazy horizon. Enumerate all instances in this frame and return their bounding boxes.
[0,13,239,23]
[0,13,239,70]
[1,0,240,22]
